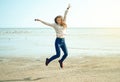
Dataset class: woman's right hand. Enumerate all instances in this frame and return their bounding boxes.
[34,19,40,21]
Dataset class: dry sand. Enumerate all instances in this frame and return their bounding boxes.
[0,56,120,82]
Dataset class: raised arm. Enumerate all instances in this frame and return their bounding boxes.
[64,4,71,22]
[35,19,54,27]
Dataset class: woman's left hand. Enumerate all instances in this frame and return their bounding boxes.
[67,4,71,9]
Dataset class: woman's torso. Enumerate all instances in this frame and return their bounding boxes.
[53,23,67,38]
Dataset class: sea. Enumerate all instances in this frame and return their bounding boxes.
[0,28,120,58]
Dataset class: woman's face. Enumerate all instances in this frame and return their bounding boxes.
[56,17,62,25]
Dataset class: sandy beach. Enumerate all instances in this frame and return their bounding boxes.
[0,55,120,82]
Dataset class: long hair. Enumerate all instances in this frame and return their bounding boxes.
[54,15,67,28]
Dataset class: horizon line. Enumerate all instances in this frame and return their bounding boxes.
[0,27,120,29]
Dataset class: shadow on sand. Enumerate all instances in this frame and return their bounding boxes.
[0,77,46,82]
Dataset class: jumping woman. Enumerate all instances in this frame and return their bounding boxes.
[35,4,70,68]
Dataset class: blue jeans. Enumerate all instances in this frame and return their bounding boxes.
[49,38,68,62]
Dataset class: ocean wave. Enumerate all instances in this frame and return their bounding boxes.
[69,47,120,51]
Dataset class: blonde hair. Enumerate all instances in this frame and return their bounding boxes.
[54,15,67,28]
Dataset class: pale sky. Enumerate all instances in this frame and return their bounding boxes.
[0,0,120,28]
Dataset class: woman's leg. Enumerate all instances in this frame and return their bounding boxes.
[60,39,68,62]
[49,38,61,62]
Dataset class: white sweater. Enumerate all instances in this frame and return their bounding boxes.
[52,23,66,38]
